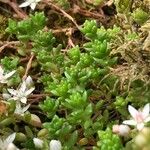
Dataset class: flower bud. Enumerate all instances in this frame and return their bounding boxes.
[112,124,130,136]
[33,138,44,149]
[49,140,62,150]
[37,128,49,137]
[15,132,27,142]
[78,138,88,146]
[0,118,14,126]
[29,114,42,127]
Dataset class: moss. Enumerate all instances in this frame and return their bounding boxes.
[0,15,7,40]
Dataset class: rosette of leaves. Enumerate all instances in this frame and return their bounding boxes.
[131,8,149,25]
[6,12,46,42]
[43,115,78,149]
[93,128,123,150]
[114,0,132,14]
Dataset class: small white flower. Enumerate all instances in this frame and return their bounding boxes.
[19,0,41,10]
[49,140,62,150]
[0,66,15,84]
[33,138,44,149]
[7,76,35,104]
[123,104,150,130]
[14,103,30,116]
[112,124,130,136]
[0,133,17,150]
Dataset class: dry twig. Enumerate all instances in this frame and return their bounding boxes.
[23,53,34,79]
[0,0,27,19]
[0,41,20,53]
[43,0,80,30]
[73,4,105,20]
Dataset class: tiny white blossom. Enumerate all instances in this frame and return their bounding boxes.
[19,0,41,10]
[33,138,43,149]
[123,104,150,130]
[7,76,35,104]
[0,133,18,150]
[49,140,62,150]
[112,124,130,136]
[14,103,30,116]
[0,66,15,84]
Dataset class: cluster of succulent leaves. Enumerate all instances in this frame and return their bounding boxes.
[115,0,149,25]
[93,128,123,150]
[3,0,150,148]
[4,12,123,149]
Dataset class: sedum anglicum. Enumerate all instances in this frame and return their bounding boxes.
[123,104,150,130]
[6,76,35,104]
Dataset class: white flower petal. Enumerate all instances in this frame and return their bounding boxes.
[15,103,29,115]
[25,87,35,96]
[22,104,30,112]
[25,76,33,87]
[128,105,138,119]
[11,97,19,101]
[0,66,4,75]
[33,138,43,149]
[20,81,26,93]
[4,70,16,79]
[8,89,18,96]
[144,116,150,123]
[142,103,150,118]
[123,119,137,126]
[14,103,21,113]
[36,0,41,2]
[19,1,31,8]
[30,2,37,10]
[5,133,16,145]
[137,123,144,131]
[20,97,27,104]
[0,78,7,83]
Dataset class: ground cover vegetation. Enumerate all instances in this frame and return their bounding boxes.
[0,0,150,149]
